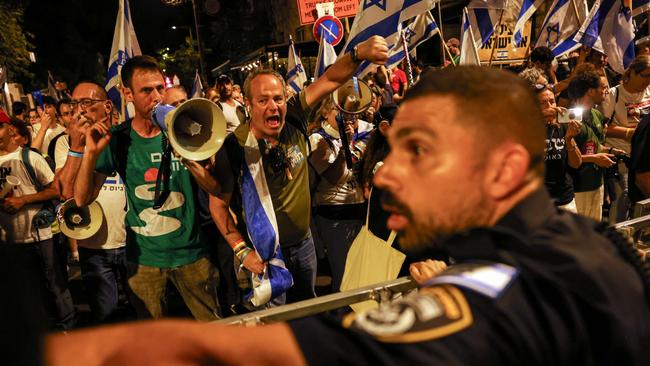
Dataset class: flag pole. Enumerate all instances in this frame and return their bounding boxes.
[488,9,506,66]
[436,4,447,66]
[401,30,415,86]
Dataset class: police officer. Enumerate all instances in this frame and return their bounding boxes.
[48,67,650,366]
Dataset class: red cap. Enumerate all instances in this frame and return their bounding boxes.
[0,109,10,124]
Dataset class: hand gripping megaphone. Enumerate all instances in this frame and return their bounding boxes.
[57,199,104,240]
[331,77,373,168]
[151,98,227,161]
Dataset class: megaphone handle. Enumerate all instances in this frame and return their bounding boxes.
[336,113,354,169]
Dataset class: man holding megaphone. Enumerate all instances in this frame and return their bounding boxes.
[207,36,388,306]
[74,56,221,321]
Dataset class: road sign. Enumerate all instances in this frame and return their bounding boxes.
[297,0,357,25]
[313,15,344,46]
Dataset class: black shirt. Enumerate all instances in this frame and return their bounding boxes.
[629,114,650,204]
[544,124,574,205]
[289,188,650,365]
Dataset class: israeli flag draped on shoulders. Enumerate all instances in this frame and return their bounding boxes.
[190,70,203,99]
[574,0,636,74]
[287,38,307,93]
[240,133,293,306]
[341,0,438,77]
[535,0,588,57]
[106,0,141,120]
[315,34,337,79]
[512,0,545,46]
[460,7,482,65]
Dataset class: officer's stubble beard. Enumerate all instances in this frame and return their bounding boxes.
[382,179,496,253]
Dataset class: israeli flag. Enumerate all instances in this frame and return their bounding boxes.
[386,11,439,71]
[460,7,482,65]
[512,0,545,46]
[574,0,636,74]
[535,0,588,57]
[287,38,307,93]
[47,71,59,101]
[340,0,437,69]
[190,70,203,99]
[241,132,293,306]
[314,34,337,79]
[465,0,507,49]
[632,0,650,15]
[106,0,141,120]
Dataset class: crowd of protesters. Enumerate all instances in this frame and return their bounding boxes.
[1,36,649,337]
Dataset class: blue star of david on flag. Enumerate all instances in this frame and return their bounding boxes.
[364,0,387,11]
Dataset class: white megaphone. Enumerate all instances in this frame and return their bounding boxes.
[151,98,227,161]
[332,77,373,115]
[57,199,104,240]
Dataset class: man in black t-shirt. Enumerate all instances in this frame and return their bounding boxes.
[534,84,583,210]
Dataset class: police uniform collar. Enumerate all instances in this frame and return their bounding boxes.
[442,189,555,261]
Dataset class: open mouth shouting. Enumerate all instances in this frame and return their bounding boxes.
[265,114,282,129]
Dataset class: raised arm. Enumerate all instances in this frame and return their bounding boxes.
[304,36,388,108]
[74,121,109,206]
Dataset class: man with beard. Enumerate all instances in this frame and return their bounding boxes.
[48,67,650,366]
[215,74,246,134]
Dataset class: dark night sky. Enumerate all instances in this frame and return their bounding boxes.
[22,0,199,89]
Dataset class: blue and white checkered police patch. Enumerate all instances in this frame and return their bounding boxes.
[424,262,519,299]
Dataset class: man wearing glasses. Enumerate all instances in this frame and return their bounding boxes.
[53,81,129,324]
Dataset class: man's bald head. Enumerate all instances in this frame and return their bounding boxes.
[73,81,108,100]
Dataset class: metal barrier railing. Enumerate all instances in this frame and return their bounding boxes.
[217,214,650,327]
[216,276,416,326]
[615,213,650,260]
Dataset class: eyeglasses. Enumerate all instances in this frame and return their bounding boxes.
[69,99,106,109]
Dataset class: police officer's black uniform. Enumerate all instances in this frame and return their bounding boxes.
[289,188,650,365]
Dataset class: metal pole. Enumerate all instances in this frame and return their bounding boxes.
[437,4,446,66]
[488,9,505,67]
[401,31,414,86]
[191,0,207,82]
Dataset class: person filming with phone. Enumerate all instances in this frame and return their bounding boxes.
[534,83,582,211]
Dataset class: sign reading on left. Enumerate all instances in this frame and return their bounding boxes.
[296,0,358,25]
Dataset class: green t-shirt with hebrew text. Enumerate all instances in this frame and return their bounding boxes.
[95,122,205,268]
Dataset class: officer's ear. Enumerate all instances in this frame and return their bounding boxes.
[482,142,531,200]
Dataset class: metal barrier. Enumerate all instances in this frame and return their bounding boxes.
[614,213,650,260]
[216,214,650,327]
[216,276,416,326]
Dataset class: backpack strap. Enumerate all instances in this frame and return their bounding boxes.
[20,148,43,191]
[112,119,133,182]
[47,131,68,167]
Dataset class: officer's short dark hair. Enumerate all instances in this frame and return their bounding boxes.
[405,66,545,176]
[530,47,555,65]
[121,55,162,89]
[11,101,27,116]
[568,71,601,101]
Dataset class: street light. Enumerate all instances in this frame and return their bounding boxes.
[162,0,207,83]
[171,25,195,46]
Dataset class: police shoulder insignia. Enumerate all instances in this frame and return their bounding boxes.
[425,262,518,299]
[343,285,473,343]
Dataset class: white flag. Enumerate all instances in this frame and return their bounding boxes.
[287,38,307,93]
[460,7,482,65]
[106,0,141,120]
[535,0,588,57]
[190,70,203,99]
[574,0,636,74]
[314,34,337,79]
